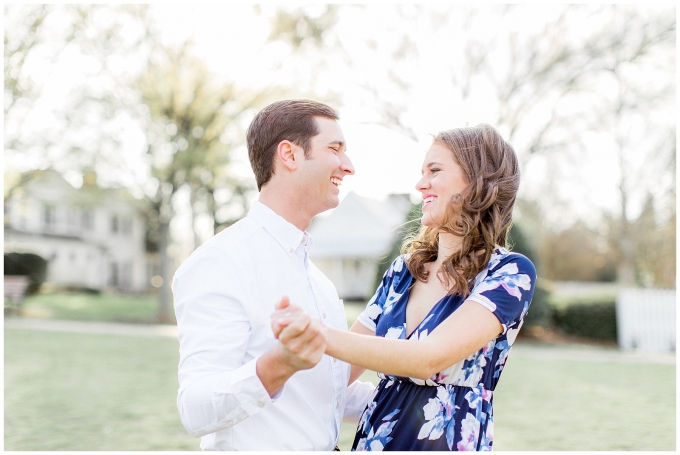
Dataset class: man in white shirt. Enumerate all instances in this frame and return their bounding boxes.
[172,100,376,450]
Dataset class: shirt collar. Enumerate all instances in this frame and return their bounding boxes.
[248,201,312,257]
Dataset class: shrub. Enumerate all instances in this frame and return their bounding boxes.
[523,279,552,328]
[4,252,48,295]
[552,296,617,341]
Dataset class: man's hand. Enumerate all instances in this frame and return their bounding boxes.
[256,296,327,397]
[271,296,327,371]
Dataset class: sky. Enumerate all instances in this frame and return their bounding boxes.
[5,3,674,259]
[150,4,428,200]
[147,4,673,235]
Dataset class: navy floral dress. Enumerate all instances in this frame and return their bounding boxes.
[352,248,536,451]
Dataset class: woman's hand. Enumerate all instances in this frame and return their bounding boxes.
[270,297,371,385]
[269,296,327,371]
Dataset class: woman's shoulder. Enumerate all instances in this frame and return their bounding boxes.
[387,254,409,274]
[484,247,536,277]
[377,254,412,289]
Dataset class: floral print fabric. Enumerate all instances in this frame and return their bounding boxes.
[352,248,536,451]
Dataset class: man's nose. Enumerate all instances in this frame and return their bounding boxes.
[341,154,355,175]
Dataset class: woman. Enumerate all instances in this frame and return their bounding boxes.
[275,124,536,451]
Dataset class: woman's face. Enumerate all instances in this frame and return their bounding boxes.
[416,141,468,227]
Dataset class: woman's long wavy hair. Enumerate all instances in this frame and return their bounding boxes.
[402,124,520,297]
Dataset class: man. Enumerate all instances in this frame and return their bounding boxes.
[172,100,375,450]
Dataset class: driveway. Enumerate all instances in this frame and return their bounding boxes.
[5,316,675,365]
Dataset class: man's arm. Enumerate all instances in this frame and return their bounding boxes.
[173,249,326,438]
[272,300,376,424]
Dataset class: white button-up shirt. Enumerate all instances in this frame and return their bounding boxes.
[172,201,375,451]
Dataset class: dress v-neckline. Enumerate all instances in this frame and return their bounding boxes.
[401,272,451,339]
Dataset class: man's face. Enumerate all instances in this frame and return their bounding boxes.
[296,117,354,216]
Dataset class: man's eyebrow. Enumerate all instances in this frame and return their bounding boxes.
[328,140,345,147]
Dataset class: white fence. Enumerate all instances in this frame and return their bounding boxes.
[616,288,676,352]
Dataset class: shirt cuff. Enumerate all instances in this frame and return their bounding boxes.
[214,357,284,425]
[342,380,377,424]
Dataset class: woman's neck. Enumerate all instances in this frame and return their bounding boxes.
[434,231,463,267]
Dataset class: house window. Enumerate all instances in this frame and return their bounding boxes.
[82,210,93,230]
[122,261,132,288]
[67,208,77,227]
[343,258,360,273]
[109,262,119,287]
[44,205,56,231]
[121,217,132,235]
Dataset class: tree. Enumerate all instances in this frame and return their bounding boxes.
[266,4,676,287]
[4,4,152,201]
[372,201,422,291]
[540,222,617,282]
[135,43,272,322]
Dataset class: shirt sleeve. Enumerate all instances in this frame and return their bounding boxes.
[172,247,279,438]
[342,380,377,423]
[355,255,404,332]
[466,253,537,335]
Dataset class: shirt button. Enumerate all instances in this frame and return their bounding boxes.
[323,312,327,319]
[289,248,293,253]
[257,400,265,407]
[336,401,339,409]
[226,419,233,426]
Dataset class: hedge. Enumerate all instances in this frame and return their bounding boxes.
[551,296,617,341]
[4,252,48,295]
[522,279,552,328]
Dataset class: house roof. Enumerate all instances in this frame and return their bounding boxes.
[308,191,411,258]
[15,169,146,212]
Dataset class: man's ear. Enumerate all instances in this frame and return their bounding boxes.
[277,140,298,171]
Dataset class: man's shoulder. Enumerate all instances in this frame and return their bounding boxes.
[177,217,261,272]
[201,216,261,254]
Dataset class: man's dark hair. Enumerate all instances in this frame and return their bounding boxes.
[246,99,339,190]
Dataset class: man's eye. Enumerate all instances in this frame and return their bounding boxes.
[431,168,441,173]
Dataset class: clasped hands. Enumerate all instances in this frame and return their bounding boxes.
[270,296,327,371]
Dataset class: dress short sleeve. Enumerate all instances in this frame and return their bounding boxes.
[355,256,407,332]
[466,252,536,336]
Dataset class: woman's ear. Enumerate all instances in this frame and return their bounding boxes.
[277,140,298,171]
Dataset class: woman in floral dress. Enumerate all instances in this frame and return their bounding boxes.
[274,124,536,451]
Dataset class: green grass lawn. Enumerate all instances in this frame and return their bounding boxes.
[5,297,676,451]
[492,353,675,450]
[4,328,196,450]
[15,292,172,323]
[17,293,357,326]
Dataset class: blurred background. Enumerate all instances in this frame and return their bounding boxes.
[4,3,675,451]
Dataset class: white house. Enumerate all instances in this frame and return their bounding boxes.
[308,191,412,300]
[4,169,153,292]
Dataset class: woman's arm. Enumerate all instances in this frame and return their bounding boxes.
[324,300,502,380]
[347,321,373,384]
